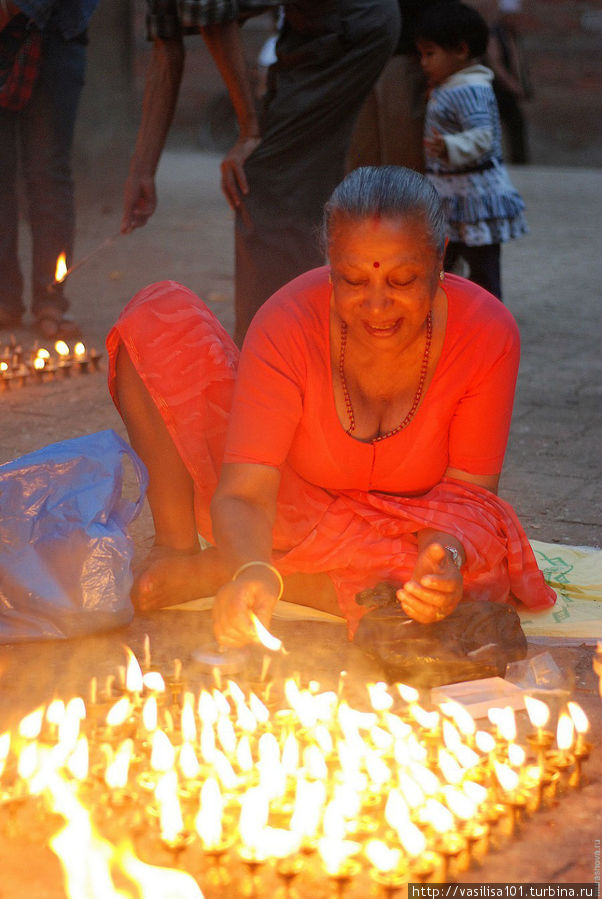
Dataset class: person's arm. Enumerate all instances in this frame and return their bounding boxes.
[0,0,20,29]
[200,21,261,209]
[121,36,185,233]
[210,462,282,647]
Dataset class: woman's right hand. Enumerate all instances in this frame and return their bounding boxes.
[212,574,279,648]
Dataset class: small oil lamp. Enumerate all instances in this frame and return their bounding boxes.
[54,340,72,376]
[366,839,406,898]
[493,761,526,837]
[165,658,185,706]
[567,702,591,788]
[0,360,13,391]
[32,355,46,383]
[524,696,554,768]
[195,777,233,886]
[73,341,89,373]
[546,713,575,789]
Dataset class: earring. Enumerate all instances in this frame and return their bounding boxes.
[439,270,445,282]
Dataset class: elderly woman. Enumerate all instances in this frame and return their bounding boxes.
[108,166,554,647]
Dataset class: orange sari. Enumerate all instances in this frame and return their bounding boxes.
[107,281,555,634]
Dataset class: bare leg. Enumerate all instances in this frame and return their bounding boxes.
[115,344,227,609]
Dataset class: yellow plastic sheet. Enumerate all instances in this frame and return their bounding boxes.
[519,541,602,640]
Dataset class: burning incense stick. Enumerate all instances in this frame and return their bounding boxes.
[49,230,122,289]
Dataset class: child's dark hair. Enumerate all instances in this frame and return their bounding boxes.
[415,2,490,59]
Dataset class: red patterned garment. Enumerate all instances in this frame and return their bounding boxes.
[0,15,42,111]
[107,276,555,635]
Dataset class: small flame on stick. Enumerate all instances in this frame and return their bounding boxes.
[54,253,67,284]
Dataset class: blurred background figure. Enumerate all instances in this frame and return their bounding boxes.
[487,0,532,164]
[0,0,99,339]
[345,0,453,174]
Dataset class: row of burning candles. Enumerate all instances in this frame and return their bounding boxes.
[0,252,102,391]
[0,644,593,898]
[0,339,101,390]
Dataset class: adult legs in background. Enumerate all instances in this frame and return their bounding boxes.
[445,241,502,301]
[345,54,426,173]
[0,107,25,325]
[495,90,529,165]
[234,0,400,344]
[21,31,86,333]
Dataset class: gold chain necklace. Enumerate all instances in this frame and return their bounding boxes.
[338,312,433,442]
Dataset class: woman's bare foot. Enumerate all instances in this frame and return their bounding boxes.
[132,545,227,611]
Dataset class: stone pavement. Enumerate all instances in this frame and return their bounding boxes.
[0,156,601,893]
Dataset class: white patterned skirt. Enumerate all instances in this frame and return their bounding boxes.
[428,163,528,246]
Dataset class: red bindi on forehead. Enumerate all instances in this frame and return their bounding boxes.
[373,261,380,268]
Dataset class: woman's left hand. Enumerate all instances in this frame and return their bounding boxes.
[397,543,463,624]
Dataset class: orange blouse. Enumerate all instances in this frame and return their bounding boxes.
[225,268,520,493]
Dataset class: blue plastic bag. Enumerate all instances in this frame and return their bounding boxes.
[0,430,148,642]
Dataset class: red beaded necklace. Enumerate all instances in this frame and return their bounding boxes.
[338,311,433,442]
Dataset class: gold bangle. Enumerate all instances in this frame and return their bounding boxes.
[232,561,284,601]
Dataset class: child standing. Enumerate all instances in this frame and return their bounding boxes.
[416,1,527,300]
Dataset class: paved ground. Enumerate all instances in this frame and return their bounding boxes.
[0,155,601,894]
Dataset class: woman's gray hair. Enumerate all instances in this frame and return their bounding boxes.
[321,166,446,256]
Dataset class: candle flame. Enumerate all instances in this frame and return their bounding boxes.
[368,681,394,712]
[155,770,184,842]
[489,705,517,742]
[507,742,526,767]
[0,732,11,777]
[19,706,44,740]
[117,842,204,897]
[74,341,86,358]
[46,699,66,727]
[36,347,51,360]
[239,786,270,855]
[179,742,200,780]
[475,729,496,754]
[150,729,176,772]
[524,695,550,729]
[55,340,70,357]
[66,736,89,781]
[142,671,165,693]
[556,712,575,751]
[494,760,520,792]
[396,682,419,703]
[195,776,223,849]
[438,699,476,736]
[105,697,130,729]
[54,253,67,283]
[181,695,197,743]
[142,696,158,733]
[366,839,401,873]
[123,646,144,694]
[34,356,45,371]
[236,734,254,772]
[216,714,236,755]
[250,612,283,652]
[567,701,589,735]
[105,739,133,790]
